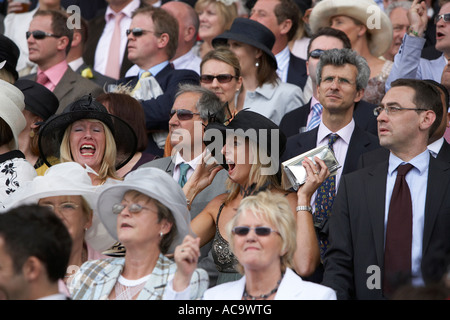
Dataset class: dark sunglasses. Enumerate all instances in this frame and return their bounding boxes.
[435,13,450,24]
[232,226,280,237]
[308,49,325,59]
[200,74,238,84]
[169,109,201,120]
[26,30,61,40]
[126,27,157,37]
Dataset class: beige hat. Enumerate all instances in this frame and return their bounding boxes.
[0,80,26,150]
[309,0,393,57]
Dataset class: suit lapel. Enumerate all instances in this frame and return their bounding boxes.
[365,161,389,265]
[342,126,375,174]
[53,68,77,102]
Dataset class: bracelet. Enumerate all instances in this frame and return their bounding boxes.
[296,205,312,214]
[407,27,420,37]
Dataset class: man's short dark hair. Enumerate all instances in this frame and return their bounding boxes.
[307,27,352,57]
[0,205,72,282]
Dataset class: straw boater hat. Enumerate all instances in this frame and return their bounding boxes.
[309,0,393,57]
[2,162,115,252]
[96,167,194,254]
[0,80,26,150]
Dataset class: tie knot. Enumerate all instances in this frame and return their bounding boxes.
[140,71,151,79]
[179,163,190,175]
[328,133,338,147]
[396,163,414,176]
[110,12,125,23]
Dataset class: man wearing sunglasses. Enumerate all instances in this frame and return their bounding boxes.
[140,84,229,287]
[22,9,103,114]
[117,6,199,157]
[280,27,378,138]
[386,0,450,91]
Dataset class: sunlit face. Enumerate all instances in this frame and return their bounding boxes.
[307,35,345,84]
[221,135,254,185]
[250,0,282,39]
[435,3,450,54]
[231,210,283,272]
[330,15,363,46]
[116,192,171,248]
[200,59,242,104]
[0,237,27,300]
[317,64,363,114]
[69,119,106,173]
[386,7,409,60]
[38,195,91,244]
[197,2,225,42]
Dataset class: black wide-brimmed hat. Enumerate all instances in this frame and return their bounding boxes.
[38,95,137,170]
[212,18,277,70]
[0,34,20,81]
[15,79,59,121]
[203,110,286,171]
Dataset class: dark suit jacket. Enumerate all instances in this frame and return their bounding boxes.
[22,67,104,114]
[323,156,450,299]
[119,64,200,131]
[279,99,378,138]
[358,139,450,169]
[286,53,308,90]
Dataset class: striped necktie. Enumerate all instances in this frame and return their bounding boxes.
[306,103,323,131]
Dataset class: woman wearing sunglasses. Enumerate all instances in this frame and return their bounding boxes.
[166,190,336,300]
[200,46,243,123]
[212,18,305,125]
[68,167,208,300]
[179,110,329,286]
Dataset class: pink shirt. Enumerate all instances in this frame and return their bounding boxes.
[37,60,68,92]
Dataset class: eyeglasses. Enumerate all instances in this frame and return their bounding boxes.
[373,105,429,116]
[169,109,201,120]
[112,203,152,215]
[200,74,238,84]
[434,13,450,24]
[232,226,280,237]
[126,28,158,37]
[26,30,62,40]
[308,49,325,59]
[41,202,79,214]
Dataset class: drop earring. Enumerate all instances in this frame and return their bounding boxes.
[29,130,35,138]
[255,61,259,67]
[160,232,163,237]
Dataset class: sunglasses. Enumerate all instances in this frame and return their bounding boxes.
[232,226,280,237]
[26,30,61,40]
[308,49,325,59]
[126,27,158,37]
[112,203,151,215]
[170,109,201,120]
[434,13,450,24]
[200,74,238,84]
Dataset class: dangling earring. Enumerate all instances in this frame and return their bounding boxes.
[255,61,259,67]
[29,129,35,138]
[160,232,164,238]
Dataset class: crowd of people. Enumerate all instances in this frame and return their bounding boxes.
[0,0,449,301]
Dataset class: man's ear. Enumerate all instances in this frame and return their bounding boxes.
[420,110,437,132]
[22,256,43,282]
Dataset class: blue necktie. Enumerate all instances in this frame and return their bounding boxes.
[306,103,323,131]
[178,163,190,187]
[313,133,339,260]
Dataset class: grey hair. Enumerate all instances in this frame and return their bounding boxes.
[385,1,412,17]
[175,83,226,123]
[316,48,370,91]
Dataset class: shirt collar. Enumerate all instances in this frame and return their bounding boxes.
[388,149,430,176]
[427,137,444,158]
[37,60,68,85]
[174,151,203,170]
[317,118,355,146]
[138,61,169,78]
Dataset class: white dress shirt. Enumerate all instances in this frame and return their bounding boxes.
[275,45,290,83]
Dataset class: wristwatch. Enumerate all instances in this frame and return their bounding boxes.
[296,205,312,214]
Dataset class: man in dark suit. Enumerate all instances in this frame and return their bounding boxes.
[282,48,381,282]
[279,27,378,137]
[22,9,103,113]
[322,79,450,299]
[250,0,308,90]
[140,84,229,287]
[118,6,199,156]
[83,0,143,80]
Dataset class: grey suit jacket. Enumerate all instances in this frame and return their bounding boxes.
[75,62,115,89]
[22,67,104,113]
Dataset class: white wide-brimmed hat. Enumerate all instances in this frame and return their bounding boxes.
[2,162,115,252]
[309,0,393,57]
[0,79,26,150]
[97,167,194,254]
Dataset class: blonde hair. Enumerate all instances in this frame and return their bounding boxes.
[195,0,238,31]
[225,139,282,204]
[226,190,297,274]
[60,120,120,182]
